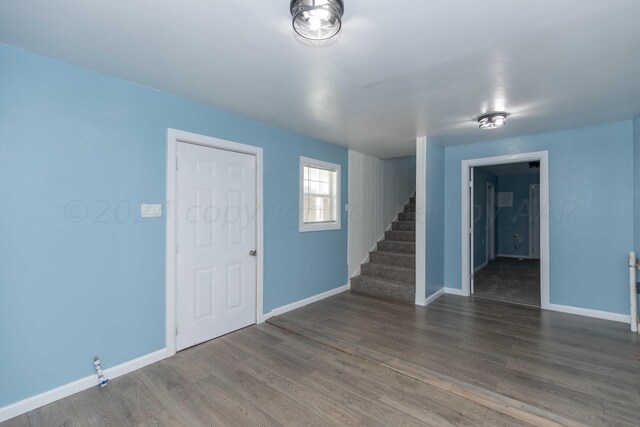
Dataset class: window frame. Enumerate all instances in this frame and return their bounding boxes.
[299,156,341,232]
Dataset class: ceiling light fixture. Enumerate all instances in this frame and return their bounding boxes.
[290,0,344,40]
[478,112,509,130]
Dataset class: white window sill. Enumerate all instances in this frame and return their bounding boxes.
[299,222,341,233]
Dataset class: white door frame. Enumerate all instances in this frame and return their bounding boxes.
[165,128,264,357]
[529,183,540,259]
[486,182,495,262]
[461,151,550,309]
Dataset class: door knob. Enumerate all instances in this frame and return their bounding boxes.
[249,250,257,257]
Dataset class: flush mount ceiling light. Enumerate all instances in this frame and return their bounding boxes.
[290,0,344,40]
[478,112,509,130]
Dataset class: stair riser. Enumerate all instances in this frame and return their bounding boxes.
[404,204,417,213]
[377,241,415,254]
[370,251,415,268]
[361,264,416,284]
[351,277,415,303]
[392,221,416,231]
[398,213,416,221]
[385,230,415,242]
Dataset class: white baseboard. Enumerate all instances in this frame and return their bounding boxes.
[424,288,445,306]
[261,283,350,322]
[474,262,488,273]
[0,349,168,423]
[546,303,630,324]
[444,287,465,296]
[442,287,628,323]
[497,254,537,260]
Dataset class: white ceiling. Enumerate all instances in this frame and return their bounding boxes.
[1,0,640,158]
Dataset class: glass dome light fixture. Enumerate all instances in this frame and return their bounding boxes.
[290,0,344,40]
[478,112,509,130]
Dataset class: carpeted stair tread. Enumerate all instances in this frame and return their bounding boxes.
[350,193,417,302]
[377,240,415,253]
[351,275,415,303]
[369,250,416,268]
[398,212,416,222]
[385,230,416,242]
[361,262,415,284]
[392,221,416,231]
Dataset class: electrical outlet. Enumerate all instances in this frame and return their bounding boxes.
[141,204,162,218]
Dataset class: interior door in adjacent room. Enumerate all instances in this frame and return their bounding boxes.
[176,142,257,351]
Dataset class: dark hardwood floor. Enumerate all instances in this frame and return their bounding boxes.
[3,292,639,426]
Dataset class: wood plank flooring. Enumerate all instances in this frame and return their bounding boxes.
[3,292,639,426]
[269,293,640,426]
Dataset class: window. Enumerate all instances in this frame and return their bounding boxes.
[300,157,341,232]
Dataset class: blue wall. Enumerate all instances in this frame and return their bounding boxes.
[634,115,640,319]
[441,121,634,315]
[426,139,445,297]
[496,174,540,258]
[472,168,497,269]
[635,115,640,259]
[0,44,348,407]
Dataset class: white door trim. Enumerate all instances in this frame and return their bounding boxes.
[529,183,541,259]
[415,136,426,305]
[470,167,475,295]
[461,151,550,309]
[486,182,495,262]
[165,128,264,357]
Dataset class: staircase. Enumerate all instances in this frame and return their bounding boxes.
[351,194,416,303]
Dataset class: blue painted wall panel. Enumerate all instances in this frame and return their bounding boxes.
[634,115,640,258]
[634,115,640,319]
[0,45,348,407]
[426,139,445,297]
[442,121,634,315]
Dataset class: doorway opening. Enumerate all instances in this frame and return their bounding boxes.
[461,151,550,309]
[472,162,540,307]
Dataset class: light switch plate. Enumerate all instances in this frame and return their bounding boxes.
[141,204,162,218]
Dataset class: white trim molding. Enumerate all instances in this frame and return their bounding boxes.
[424,288,445,306]
[299,156,342,233]
[461,151,550,309]
[496,254,536,260]
[416,287,629,325]
[415,136,427,305]
[261,283,350,322]
[166,128,265,356]
[547,304,630,324]
[0,349,167,423]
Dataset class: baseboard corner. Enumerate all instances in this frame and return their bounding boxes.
[444,287,465,296]
[424,288,445,306]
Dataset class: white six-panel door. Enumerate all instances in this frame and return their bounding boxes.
[176,142,257,351]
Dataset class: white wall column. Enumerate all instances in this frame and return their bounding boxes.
[415,136,427,305]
